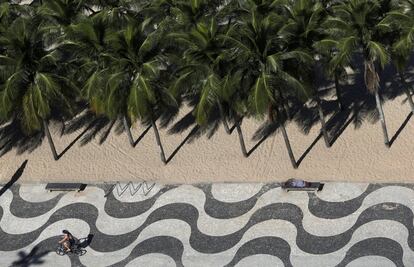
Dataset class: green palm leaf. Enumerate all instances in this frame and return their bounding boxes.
[279,71,310,101]
[22,87,42,132]
[195,74,219,125]
[367,41,389,68]
[128,76,149,122]
[169,70,191,95]
[0,55,15,65]
[138,75,156,105]
[250,73,272,116]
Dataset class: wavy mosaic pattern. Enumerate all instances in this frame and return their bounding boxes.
[1,182,414,266]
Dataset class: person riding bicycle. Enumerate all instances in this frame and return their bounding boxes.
[59,230,75,253]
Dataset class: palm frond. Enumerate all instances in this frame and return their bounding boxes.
[195,73,219,125]
[169,71,193,98]
[138,75,156,105]
[249,73,272,116]
[128,75,149,122]
[367,40,389,68]
[279,71,310,101]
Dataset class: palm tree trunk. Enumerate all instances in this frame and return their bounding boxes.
[334,72,344,110]
[399,72,414,114]
[314,94,331,147]
[222,120,232,134]
[280,123,297,168]
[60,117,66,137]
[235,118,248,157]
[279,90,291,120]
[272,91,296,167]
[151,120,167,163]
[364,59,389,146]
[43,119,58,160]
[374,92,389,147]
[123,116,135,147]
[277,114,297,168]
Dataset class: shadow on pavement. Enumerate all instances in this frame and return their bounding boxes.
[11,246,49,267]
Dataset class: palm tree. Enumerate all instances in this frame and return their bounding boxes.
[63,14,125,138]
[68,11,177,162]
[279,0,333,147]
[115,20,178,161]
[163,0,245,132]
[326,0,401,147]
[314,37,352,111]
[381,0,414,113]
[0,12,77,160]
[220,0,312,166]
[168,18,221,123]
[168,18,244,131]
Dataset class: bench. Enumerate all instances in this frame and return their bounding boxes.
[45,183,86,192]
[282,180,324,192]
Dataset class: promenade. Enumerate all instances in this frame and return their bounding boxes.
[1,182,413,266]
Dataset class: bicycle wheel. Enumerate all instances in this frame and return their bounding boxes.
[74,248,87,256]
[56,246,66,256]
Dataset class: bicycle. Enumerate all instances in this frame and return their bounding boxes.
[56,238,87,256]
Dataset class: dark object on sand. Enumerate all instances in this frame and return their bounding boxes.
[45,183,86,192]
[282,179,324,192]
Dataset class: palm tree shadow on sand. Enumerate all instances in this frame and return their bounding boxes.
[247,53,414,167]
[0,159,28,197]
[0,112,102,160]
[1,56,413,164]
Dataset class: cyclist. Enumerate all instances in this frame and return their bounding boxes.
[59,230,75,253]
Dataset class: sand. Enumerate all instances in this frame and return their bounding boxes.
[1,92,414,184]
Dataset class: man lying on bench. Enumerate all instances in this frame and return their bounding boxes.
[282,179,323,192]
[45,183,86,192]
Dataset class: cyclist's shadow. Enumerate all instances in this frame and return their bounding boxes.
[76,234,94,249]
[72,234,94,255]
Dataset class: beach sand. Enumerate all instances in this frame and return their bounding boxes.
[1,93,414,184]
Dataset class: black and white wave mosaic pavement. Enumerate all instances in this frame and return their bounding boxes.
[1,182,414,267]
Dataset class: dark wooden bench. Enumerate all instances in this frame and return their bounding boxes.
[45,183,86,192]
[282,181,324,192]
